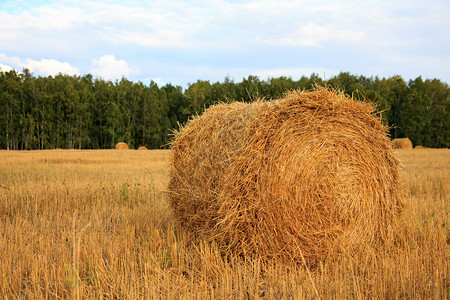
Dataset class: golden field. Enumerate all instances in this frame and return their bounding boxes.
[0,149,448,299]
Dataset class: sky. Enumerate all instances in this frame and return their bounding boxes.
[1,0,449,87]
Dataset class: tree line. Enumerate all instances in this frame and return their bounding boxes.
[0,69,448,150]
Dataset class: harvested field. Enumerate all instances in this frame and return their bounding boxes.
[0,148,448,298]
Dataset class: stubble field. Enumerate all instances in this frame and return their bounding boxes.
[0,149,448,298]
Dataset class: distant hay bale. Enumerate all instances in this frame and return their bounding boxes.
[138,146,148,150]
[115,142,129,150]
[392,138,413,149]
[415,145,425,149]
[168,87,404,262]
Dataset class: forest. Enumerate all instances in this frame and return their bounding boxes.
[0,69,448,150]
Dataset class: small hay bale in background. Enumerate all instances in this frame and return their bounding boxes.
[415,145,425,149]
[115,142,129,150]
[392,138,413,149]
[168,87,404,262]
[138,146,148,150]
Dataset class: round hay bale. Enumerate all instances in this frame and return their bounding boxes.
[115,142,129,150]
[392,138,413,149]
[415,145,425,149]
[138,146,148,150]
[169,88,404,262]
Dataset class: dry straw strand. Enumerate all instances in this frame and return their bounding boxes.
[168,87,404,263]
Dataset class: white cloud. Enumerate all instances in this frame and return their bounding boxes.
[0,0,449,83]
[0,63,14,72]
[258,23,365,47]
[108,29,186,48]
[0,0,370,51]
[0,52,79,76]
[90,55,139,81]
[23,58,80,76]
[0,52,22,66]
[1,0,448,52]
[83,1,210,49]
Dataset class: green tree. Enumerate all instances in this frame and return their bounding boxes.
[185,80,213,115]
[0,70,22,149]
[237,75,261,102]
[405,77,449,147]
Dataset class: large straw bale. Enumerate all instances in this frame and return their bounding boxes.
[168,87,404,262]
[392,138,413,149]
[115,142,129,150]
[169,101,271,232]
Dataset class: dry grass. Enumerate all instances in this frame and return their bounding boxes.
[169,88,403,262]
[0,149,448,298]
